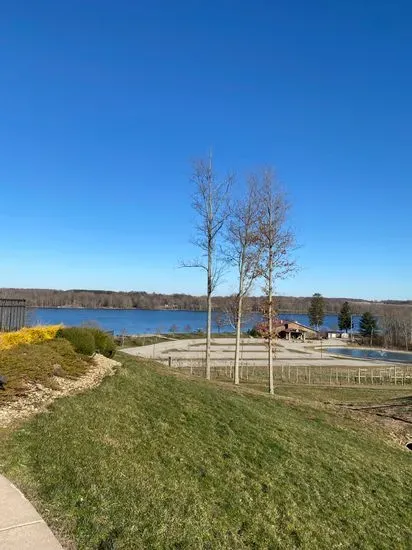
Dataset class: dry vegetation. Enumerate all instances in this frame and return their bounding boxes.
[0,339,90,402]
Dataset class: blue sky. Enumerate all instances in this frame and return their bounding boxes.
[1,0,411,299]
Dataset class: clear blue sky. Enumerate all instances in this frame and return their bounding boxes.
[1,0,411,299]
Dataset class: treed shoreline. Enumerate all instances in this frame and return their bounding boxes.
[1,288,410,315]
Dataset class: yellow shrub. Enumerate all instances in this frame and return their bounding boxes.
[0,325,63,350]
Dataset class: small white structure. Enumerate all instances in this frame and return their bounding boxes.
[326,331,350,339]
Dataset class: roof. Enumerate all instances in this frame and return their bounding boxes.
[281,320,319,332]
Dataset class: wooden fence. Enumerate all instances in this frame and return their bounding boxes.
[0,299,26,332]
[159,357,412,386]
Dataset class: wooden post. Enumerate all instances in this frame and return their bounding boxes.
[347,369,350,384]
[168,355,172,368]
[308,366,311,385]
[358,368,361,385]
[335,368,338,385]
[288,365,291,381]
[296,367,299,383]
[394,367,397,385]
[329,368,332,385]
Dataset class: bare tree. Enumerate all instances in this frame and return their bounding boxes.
[225,179,262,385]
[223,295,255,330]
[381,308,412,350]
[181,157,232,380]
[214,313,225,334]
[400,315,411,350]
[257,169,297,395]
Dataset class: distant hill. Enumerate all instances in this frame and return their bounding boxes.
[1,288,410,314]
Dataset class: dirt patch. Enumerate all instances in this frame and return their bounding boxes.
[336,398,412,447]
[0,354,120,428]
[340,397,412,424]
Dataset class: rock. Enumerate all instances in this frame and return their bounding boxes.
[0,375,7,390]
[52,364,66,377]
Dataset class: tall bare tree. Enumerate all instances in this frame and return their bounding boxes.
[257,169,297,394]
[225,179,262,385]
[181,157,231,380]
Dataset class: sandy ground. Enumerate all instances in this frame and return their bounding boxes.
[122,337,407,368]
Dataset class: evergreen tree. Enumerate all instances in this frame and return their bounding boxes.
[338,301,352,332]
[308,293,325,330]
[359,312,377,337]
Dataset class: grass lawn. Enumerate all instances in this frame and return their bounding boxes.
[0,354,411,549]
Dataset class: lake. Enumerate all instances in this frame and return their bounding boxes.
[30,308,358,335]
[326,347,412,364]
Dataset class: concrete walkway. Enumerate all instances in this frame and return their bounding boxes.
[0,475,62,549]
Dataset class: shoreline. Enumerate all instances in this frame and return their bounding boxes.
[30,306,210,312]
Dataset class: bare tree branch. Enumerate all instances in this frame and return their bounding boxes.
[178,259,208,272]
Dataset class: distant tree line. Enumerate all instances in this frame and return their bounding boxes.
[307,294,412,350]
[0,288,410,318]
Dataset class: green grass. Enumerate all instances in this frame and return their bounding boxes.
[0,339,89,402]
[116,335,170,347]
[0,355,411,549]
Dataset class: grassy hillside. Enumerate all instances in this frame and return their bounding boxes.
[0,355,411,549]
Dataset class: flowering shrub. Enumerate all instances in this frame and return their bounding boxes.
[0,325,62,350]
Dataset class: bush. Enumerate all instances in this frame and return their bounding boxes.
[0,325,62,350]
[247,326,260,337]
[57,327,96,356]
[87,328,116,357]
[57,327,116,357]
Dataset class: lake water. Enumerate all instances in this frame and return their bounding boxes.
[326,347,412,364]
[30,308,358,335]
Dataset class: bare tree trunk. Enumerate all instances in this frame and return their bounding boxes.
[206,242,212,380]
[268,257,274,395]
[206,294,212,379]
[234,294,243,385]
[181,157,231,381]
